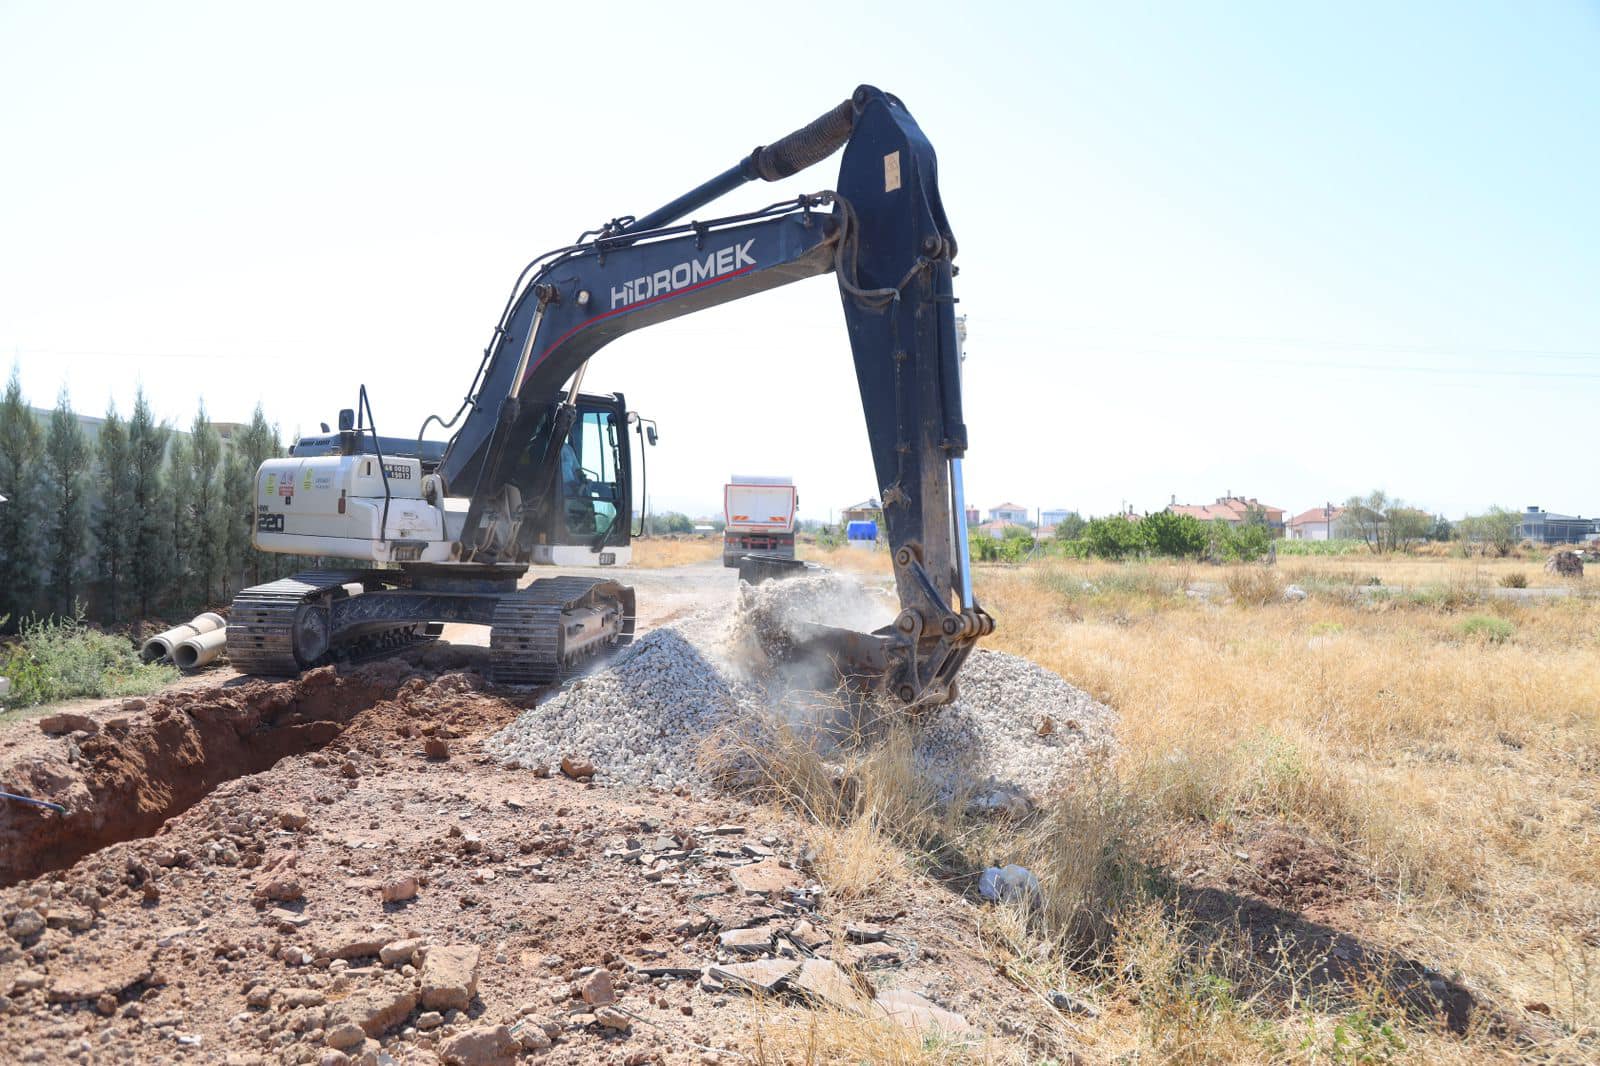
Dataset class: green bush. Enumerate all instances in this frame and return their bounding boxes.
[1210,519,1272,562]
[973,527,1038,564]
[1082,516,1145,560]
[1140,510,1209,558]
[1458,615,1515,644]
[0,610,177,707]
[1053,538,1092,560]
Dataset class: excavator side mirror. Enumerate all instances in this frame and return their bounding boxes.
[646,426,658,446]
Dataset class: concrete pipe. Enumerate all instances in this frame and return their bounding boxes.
[142,612,227,663]
[174,627,228,671]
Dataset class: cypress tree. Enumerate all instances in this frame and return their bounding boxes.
[237,404,282,584]
[127,389,171,621]
[167,433,195,608]
[0,367,44,623]
[220,446,252,598]
[42,388,92,616]
[93,403,133,622]
[189,404,224,604]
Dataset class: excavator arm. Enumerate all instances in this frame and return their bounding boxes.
[435,86,992,706]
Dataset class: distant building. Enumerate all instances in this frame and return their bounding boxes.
[973,519,1026,538]
[1518,507,1600,545]
[1287,504,1344,541]
[1040,508,1073,526]
[964,506,980,527]
[841,498,882,526]
[1168,493,1285,536]
[987,502,1029,525]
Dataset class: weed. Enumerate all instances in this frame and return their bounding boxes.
[1458,615,1515,644]
[1226,567,1282,606]
[1499,571,1528,589]
[0,609,177,708]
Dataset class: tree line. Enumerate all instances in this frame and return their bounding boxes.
[0,369,293,629]
[975,492,1534,564]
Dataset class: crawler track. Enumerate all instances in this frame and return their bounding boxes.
[489,576,636,685]
[228,570,434,676]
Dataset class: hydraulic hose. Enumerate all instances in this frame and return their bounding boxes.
[744,92,859,182]
[626,86,876,234]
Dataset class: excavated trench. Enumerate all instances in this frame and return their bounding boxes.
[0,663,415,887]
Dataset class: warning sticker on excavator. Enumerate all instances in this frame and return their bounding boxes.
[264,473,277,497]
[884,151,901,193]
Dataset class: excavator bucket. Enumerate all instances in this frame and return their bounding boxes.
[734,553,816,586]
[780,620,891,690]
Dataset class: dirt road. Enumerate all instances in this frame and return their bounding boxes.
[438,560,739,650]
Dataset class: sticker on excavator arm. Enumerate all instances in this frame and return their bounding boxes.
[884,151,901,192]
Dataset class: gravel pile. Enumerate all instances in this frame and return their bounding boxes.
[912,649,1117,804]
[488,573,1118,802]
[486,625,757,790]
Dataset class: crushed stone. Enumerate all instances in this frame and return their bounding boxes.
[487,573,1118,801]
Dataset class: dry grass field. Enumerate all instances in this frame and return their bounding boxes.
[630,534,723,567]
[764,548,1597,1062]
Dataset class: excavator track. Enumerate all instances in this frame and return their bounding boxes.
[488,576,635,686]
[228,570,433,677]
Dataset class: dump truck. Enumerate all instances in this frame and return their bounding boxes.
[723,475,798,568]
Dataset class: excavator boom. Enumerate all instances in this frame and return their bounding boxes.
[437,86,991,705]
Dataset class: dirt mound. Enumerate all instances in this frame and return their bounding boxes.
[0,659,483,886]
[1231,824,1365,915]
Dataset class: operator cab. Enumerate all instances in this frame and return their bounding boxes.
[519,391,639,566]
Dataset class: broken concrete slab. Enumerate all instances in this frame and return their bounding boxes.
[785,959,866,1012]
[717,926,776,955]
[708,959,798,995]
[787,919,830,951]
[730,858,801,896]
[874,988,972,1035]
[421,944,481,1011]
[328,986,417,1037]
[318,924,397,960]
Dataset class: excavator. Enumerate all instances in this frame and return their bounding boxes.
[230,85,993,707]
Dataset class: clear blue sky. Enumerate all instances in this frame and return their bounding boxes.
[2,1,1596,521]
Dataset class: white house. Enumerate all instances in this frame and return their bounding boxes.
[1287,504,1343,541]
[987,502,1029,524]
[1040,508,1073,526]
